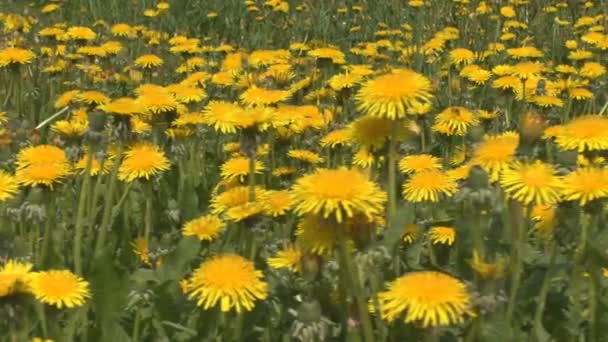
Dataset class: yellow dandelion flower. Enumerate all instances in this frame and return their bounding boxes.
[402,169,458,202]
[182,215,225,241]
[554,115,608,152]
[469,251,506,280]
[15,145,71,189]
[118,144,170,182]
[472,132,520,181]
[500,161,562,205]
[288,149,324,164]
[308,47,346,64]
[263,190,292,217]
[356,69,433,120]
[0,260,33,297]
[449,48,475,65]
[99,97,144,116]
[137,91,178,115]
[134,54,164,68]
[531,204,556,239]
[561,168,608,205]
[377,271,473,327]
[74,154,112,176]
[211,186,267,214]
[131,237,150,265]
[221,156,264,182]
[353,149,376,169]
[66,26,97,41]
[328,73,365,91]
[432,107,479,136]
[399,154,442,174]
[428,226,456,245]
[77,91,110,106]
[202,101,243,134]
[184,254,268,313]
[268,244,302,272]
[0,47,36,66]
[240,86,291,107]
[0,171,19,202]
[402,224,420,244]
[30,270,90,309]
[291,168,387,223]
[320,128,351,148]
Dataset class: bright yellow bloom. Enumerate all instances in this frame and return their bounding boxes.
[428,226,456,245]
[29,270,90,309]
[399,154,442,174]
[561,168,608,205]
[402,170,458,202]
[500,161,562,205]
[182,215,225,241]
[554,115,608,152]
[221,157,264,182]
[0,171,19,202]
[377,271,473,327]
[184,254,268,313]
[356,69,433,120]
[118,144,170,182]
[267,244,302,272]
[291,168,387,223]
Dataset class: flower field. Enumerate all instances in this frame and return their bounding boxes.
[0,0,607,341]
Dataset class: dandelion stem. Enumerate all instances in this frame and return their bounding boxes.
[248,153,256,202]
[532,240,556,341]
[94,143,124,259]
[74,151,93,275]
[337,231,374,342]
[38,193,54,268]
[506,200,524,324]
[388,124,398,227]
[144,181,154,241]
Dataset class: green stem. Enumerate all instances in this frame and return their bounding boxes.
[74,152,93,275]
[588,270,599,342]
[93,143,124,259]
[506,200,524,324]
[387,125,398,228]
[532,241,557,341]
[132,309,141,341]
[38,194,54,268]
[338,232,374,342]
[248,153,256,202]
[144,182,154,241]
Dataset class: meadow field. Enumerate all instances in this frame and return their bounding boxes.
[0,0,607,341]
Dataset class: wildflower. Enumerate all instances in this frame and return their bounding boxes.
[182,215,225,241]
[469,251,506,279]
[0,260,33,297]
[291,168,387,223]
[402,169,458,202]
[118,144,170,182]
[377,271,473,327]
[399,154,442,174]
[356,69,433,120]
[554,115,608,152]
[184,254,268,313]
[561,168,608,205]
[268,244,302,272]
[29,270,90,309]
[221,156,264,182]
[428,226,456,245]
[0,171,19,202]
[500,161,562,205]
[432,107,479,136]
[472,132,520,181]
[15,145,71,189]
[263,190,292,217]
[288,149,324,164]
